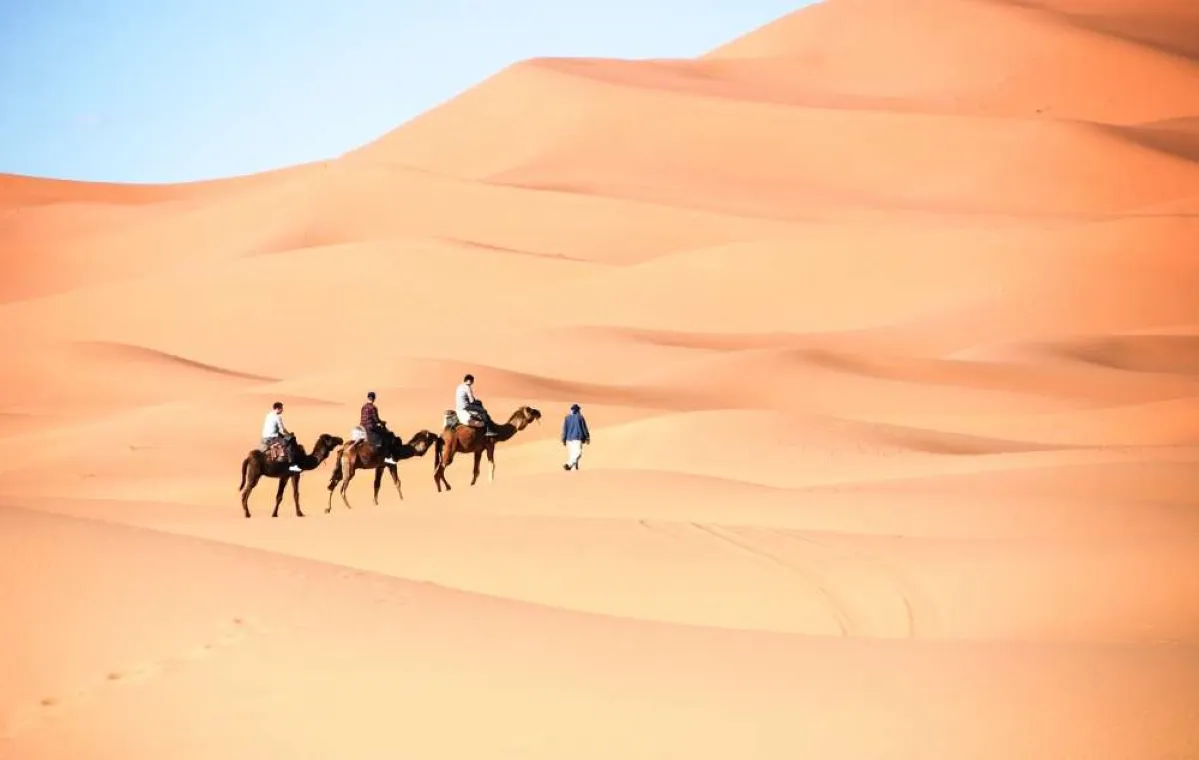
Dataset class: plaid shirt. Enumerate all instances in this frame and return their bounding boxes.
[360,402,381,429]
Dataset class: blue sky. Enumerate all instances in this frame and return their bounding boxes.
[0,0,809,184]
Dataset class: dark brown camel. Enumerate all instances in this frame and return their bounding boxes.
[238,433,343,518]
[325,429,441,512]
[433,405,541,492]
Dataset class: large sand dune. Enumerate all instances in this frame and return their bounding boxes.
[3,0,1199,757]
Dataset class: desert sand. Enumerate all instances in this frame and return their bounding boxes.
[3,0,1199,757]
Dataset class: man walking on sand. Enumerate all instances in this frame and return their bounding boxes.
[561,403,590,471]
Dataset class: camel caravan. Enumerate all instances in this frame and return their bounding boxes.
[237,374,542,518]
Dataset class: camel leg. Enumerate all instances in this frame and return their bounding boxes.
[388,463,403,501]
[271,475,288,518]
[241,461,261,518]
[434,463,450,492]
[292,474,304,517]
[470,450,482,486]
[437,441,457,492]
[432,447,444,493]
[326,448,344,514]
[486,443,496,483]
[373,467,384,505]
[339,462,356,510]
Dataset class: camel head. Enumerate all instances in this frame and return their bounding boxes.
[406,429,441,453]
[314,433,345,455]
[513,406,542,430]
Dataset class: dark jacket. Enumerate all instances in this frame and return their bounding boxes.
[561,411,590,443]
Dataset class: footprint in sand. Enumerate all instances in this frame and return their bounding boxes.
[2,616,266,740]
[176,616,259,661]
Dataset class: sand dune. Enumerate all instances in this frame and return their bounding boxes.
[352,57,1199,218]
[3,0,1199,757]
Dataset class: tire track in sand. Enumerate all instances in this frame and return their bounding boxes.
[763,528,936,639]
[687,522,856,636]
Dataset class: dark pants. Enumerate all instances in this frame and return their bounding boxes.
[365,425,393,452]
[464,401,494,429]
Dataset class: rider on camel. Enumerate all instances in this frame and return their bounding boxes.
[261,401,302,472]
[360,391,398,465]
[455,374,499,437]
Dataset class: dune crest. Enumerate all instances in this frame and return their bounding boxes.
[3,0,1199,758]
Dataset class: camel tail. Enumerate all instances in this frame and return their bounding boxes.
[238,457,249,491]
[327,450,344,492]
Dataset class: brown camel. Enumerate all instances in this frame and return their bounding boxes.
[433,405,541,492]
[238,433,343,518]
[325,429,441,512]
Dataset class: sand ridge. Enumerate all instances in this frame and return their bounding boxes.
[2,0,1199,757]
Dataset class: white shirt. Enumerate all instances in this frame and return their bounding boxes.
[455,382,475,410]
[262,410,287,439]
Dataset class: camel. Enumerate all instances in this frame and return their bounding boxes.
[433,405,541,492]
[238,433,343,518]
[325,429,441,512]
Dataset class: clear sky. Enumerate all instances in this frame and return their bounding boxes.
[0,0,809,184]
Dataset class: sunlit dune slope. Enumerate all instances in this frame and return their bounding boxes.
[2,0,1199,757]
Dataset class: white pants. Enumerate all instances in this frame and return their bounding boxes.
[565,439,583,468]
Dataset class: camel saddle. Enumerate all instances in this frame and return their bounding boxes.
[444,407,485,431]
[259,437,291,464]
[349,425,367,446]
[349,424,394,453]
